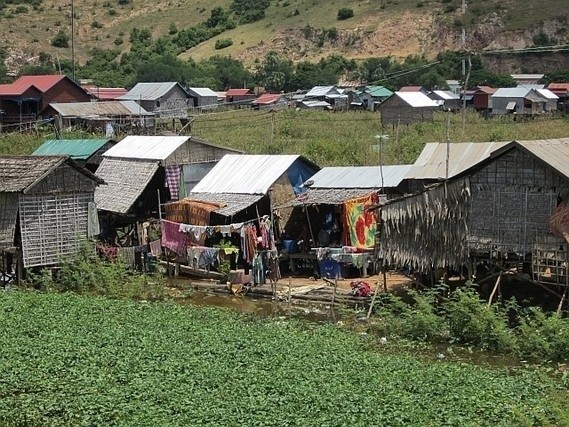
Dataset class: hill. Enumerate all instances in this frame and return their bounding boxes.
[1,0,569,74]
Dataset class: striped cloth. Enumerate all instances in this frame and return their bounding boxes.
[165,165,181,200]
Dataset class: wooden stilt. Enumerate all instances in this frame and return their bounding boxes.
[487,273,502,307]
[557,285,568,315]
[382,268,387,293]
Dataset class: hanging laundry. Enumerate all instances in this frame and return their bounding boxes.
[199,248,220,270]
[87,202,100,238]
[164,165,181,201]
[149,239,162,257]
[161,219,188,257]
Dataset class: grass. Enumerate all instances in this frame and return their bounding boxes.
[4,110,569,166]
[0,291,567,426]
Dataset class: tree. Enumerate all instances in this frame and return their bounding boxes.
[51,30,69,48]
[541,70,569,85]
[337,7,354,20]
[255,51,294,92]
[467,70,516,88]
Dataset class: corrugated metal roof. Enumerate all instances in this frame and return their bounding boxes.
[187,192,264,216]
[536,89,558,99]
[0,75,67,96]
[308,165,412,189]
[49,101,152,117]
[514,139,569,180]
[0,156,66,192]
[492,87,531,98]
[367,86,393,97]
[120,82,185,101]
[94,158,159,214]
[187,87,218,98]
[191,154,303,195]
[305,86,337,97]
[83,86,128,100]
[282,188,376,207]
[431,90,459,100]
[407,141,509,180]
[301,100,331,108]
[226,89,251,96]
[394,92,439,108]
[474,86,496,94]
[253,93,286,104]
[102,136,190,161]
[399,86,423,92]
[548,83,569,92]
[32,139,112,160]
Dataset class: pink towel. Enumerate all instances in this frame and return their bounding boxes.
[165,165,181,200]
[161,220,187,257]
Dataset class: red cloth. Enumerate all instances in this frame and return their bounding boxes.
[161,219,188,257]
[350,280,372,297]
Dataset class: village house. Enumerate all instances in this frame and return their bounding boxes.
[32,138,116,172]
[428,90,461,111]
[381,139,569,295]
[251,93,288,110]
[45,101,154,135]
[0,75,91,126]
[471,86,496,113]
[491,87,553,115]
[398,85,429,95]
[352,86,393,111]
[120,82,190,118]
[225,88,255,106]
[82,86,128,101]
[378,91,439,126]
[0,155,104,283]
[303,86,348,110]
[186,87,219,110]
[547,82,569,112]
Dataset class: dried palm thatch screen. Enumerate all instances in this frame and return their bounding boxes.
[382,179,471,271]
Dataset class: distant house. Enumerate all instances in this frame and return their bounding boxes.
[304,86,348,110]
[428,90,461,111]
[83,86,128,101]
[186,87,219,110]
[471,86,496,112]
[446,80,462,94]
[491,87,552,115]
[120,82,189,118]
[510,74,544,85]
[32,139,116,172]
[252,93,288,110]
[0,75,91,125]
[0,156,103,272]
[536,88,559,112]
[225,88,255,106]
[45,101,154,133]
[547,82,569,112]
[354,86,393,111]
[379,92,439,126]
[399,85,429,95]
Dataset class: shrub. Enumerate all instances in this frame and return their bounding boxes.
[91,20,103,28]
[215,38,233,49]
[337,7,354,20]
[51,30,69,47]
[516,308,569,362]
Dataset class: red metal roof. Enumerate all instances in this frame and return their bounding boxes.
[83,86,128,100]
[473,86,496,94]
[399,86,423,92]
[253,93,285,104]
[548,83,569,94]
[0,75,67,96]
[225,88,251,96]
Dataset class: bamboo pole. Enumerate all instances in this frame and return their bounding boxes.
[557,285,568,315]
[331,276,338,306]
[287,277,292,314]
[487,273,502,307]
[366,279,381,320]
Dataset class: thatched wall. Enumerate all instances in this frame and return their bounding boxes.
[468,148,569,256]
[19,192,93,267]
[0,193,19,248]
[382,179,471,271]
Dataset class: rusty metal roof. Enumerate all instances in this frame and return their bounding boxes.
[508,138,569,180]
[49,101,152,118]
[407,141,510,180]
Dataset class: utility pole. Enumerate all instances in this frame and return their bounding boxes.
[71,0,75,80]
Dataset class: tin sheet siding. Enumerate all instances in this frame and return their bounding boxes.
[468,149,569,255]
[0,193,19,247]
[19,192,92,267]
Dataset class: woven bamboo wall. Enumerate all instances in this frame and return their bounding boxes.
[26,163,98,195]
[468,148,569,255]
[163,140,236,166]
[0,193,18,248]
[19,192,93,267]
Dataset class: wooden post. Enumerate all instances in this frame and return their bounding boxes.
[382,268,387,293]
[366,279,381,320]
[303,204,316,249]
[487,273,502,307]
[331,276,338,306]
[557,285,568,315]
[287,277,292,314]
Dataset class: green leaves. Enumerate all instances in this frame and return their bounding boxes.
[0,292,566,426]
